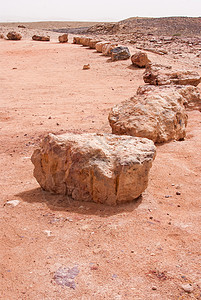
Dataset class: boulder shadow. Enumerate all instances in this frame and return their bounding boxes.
[127,64,143,70]
[16,187,143,217]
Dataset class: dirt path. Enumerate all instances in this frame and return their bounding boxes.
[0,35,201,299]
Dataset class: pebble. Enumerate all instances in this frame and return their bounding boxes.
[152,286,157,290]
[5,200,20,207]
[181,283,194,293]
[43,230,52,237]
[176,191,181,195]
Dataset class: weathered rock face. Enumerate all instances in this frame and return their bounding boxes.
[143,65,201,86]
[31,133,156,205]
[109,88,188,143]
[32,35,50,41]
[102,43,118,56]
[88,39,101,49]
[131,51,150,67]
[80,37,91,46]
[58,34,68,43]
[7,31,22,40]
[95,41,111,53]
[111,46,131,61]
[137,84,201,111]
[73,36,81,44]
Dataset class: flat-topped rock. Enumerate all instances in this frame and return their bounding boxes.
[32,35,50,41]
[95,41,111,52]
[89,39,101,49]
[109,87,188,143]
[143,65,201,86]
[137,84,201,111]
[31,133,156,205]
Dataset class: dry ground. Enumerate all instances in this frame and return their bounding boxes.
[0,29,201,300]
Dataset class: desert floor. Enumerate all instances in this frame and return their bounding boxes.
[0,30,201,300]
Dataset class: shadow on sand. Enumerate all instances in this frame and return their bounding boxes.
[16,187,143,217]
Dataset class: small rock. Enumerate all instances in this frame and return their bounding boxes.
[58,34,68,43]
[181,283,194,293]
[83,64,90,70]
[152,286,157,290]
[176,191,181,195]
[5,200,20,207]
[43,230,52,237]
[131,51,150,67]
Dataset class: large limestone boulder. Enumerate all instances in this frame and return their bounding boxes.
[111,46,131,61]
[143,65,201,86]
[73,36,82,44]
[80,37,92,46]
[7,31,22,40]
[95,41,111,52]
[137,84,201,111]
[31,133,156,205]
[109,87,188,143]
[89,39,101,49]
[58,34,68,43]
[32,35,50,41]
[102,43,118,56]
[131,51,150,67]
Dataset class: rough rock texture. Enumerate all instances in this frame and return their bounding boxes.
[73,36,81,44]
[0,34,4,39]
[109,88,188,143]
[7,31,22,40]
[95,41,111,52]
[58,34,68,43]
[32,35,50,41]
[80,37,92,46]
[143,65,201,86]
[111,46,131,61]
[31,133,156,205]
[102,43,118,56]
[137,84,201,111]
[131,51,150,67]
[89,39,101,49]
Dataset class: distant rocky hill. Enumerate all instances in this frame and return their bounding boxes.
[87,17,201,37]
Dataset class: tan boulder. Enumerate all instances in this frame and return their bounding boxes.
[131,51,150,67]
[73,36,82,44]
[109,87,188,143]
[137,84,201,111]
[95,41,111,52]
[80,37,92,46]
[88,39,101,49]
[7,31,22,40]
[143,65,201,86]
[31,133,156,205]
[32,35,50,41]
[102,43,118,56]
[58,34,68,43]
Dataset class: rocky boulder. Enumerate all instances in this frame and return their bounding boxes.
[102,43,118,56]
[131,51,150,67]
[80,37,91,46]
[95,41,111,52]
[73,36,81,44]
[111,46,131,61]
[143,65,201,86]
[137,84,201,111]
[89,39,101,49]
[32,35,50,41]
[7,31,22,40]
[109,87,188,143]
[58,34,68,43]
[31,133,156,205]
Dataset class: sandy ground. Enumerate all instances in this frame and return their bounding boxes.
[0,31,201,300]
